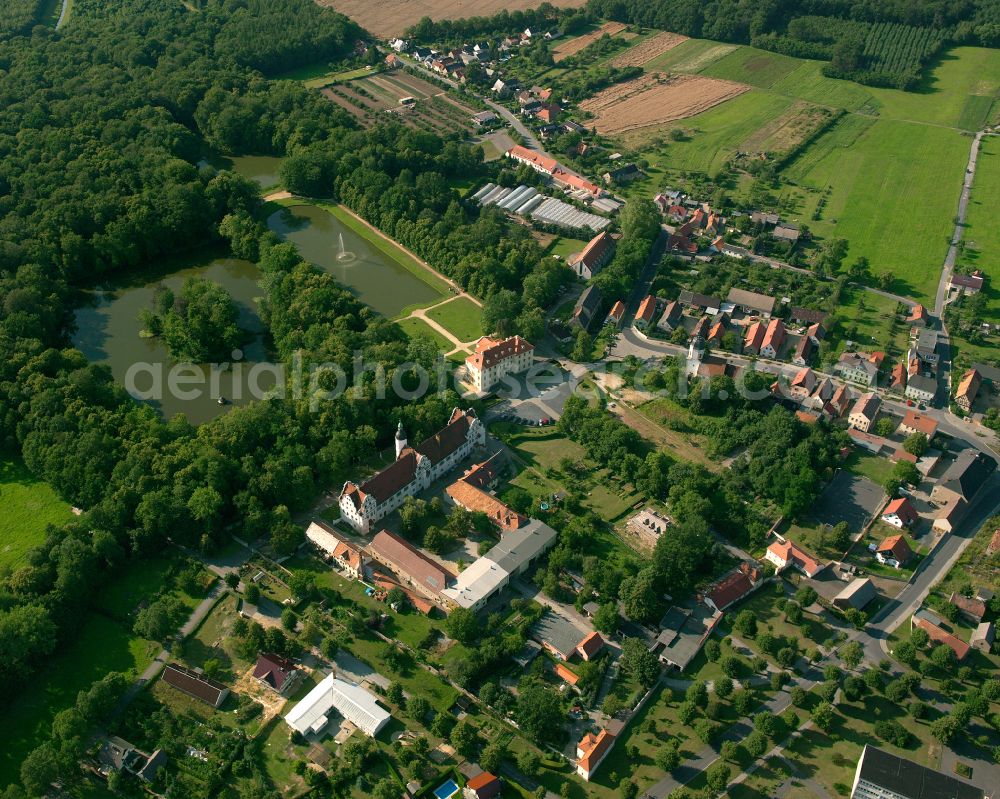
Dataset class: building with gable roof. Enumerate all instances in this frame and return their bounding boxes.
[568,231,616,279]
[576,727,617,781]
[765,539,824,577]
[955,368,982,411]
[881,500,918,530]
[368,530,454,602]
[876,532,915,567]
[848,392,881,432]
[305,521,366,579]
[253,653,301,695]
[340,409,485,533]
[285,673,391,737]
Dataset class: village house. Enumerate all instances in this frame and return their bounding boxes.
[765,539,824,577]
[950,270,985,294]
[634,294,660,331]
[833,577,876,611]
[465,335,534,393]
[656,300,682,332]
[847,392,881,432]
[914,329,940,364]
[568,230,616,279]
[339,409,486,533]
[573,284,604,331]
[971,621,995,653]
[305,521,366,579]
[897,411,937,440]
[464,771,502,799]
[875,532,914,567]
[906,304,929,327]
[773,224,800,243]
[651,604,723,670]
[905,374,937,403]
[791,307,828,326]
[881,499,918,530]
[789,367,817,401]
[930,449,997,507]
[98,737,167,783]
[759,318,787,359]
[445,477,526,531]
[471,110,498,127]
[743,321,765,355]
[792,336,814,366]
[704,562,762,612]
[751,211,780,227]
[253,653,301,696]
[576,727,617,781]
[955,368,982,411]
[606,300,626,328]
[836,352,879,386]
[888,361,907,394]
[162,663,229,708]
[677,290,721,313]
[949,592,986,624]
[504,144,557,175]
[603,163,643,185]
[727,287,775,318]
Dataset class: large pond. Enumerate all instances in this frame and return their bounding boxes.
[73,257,275,424]
[267,204,444,318]
[226,155,284,189]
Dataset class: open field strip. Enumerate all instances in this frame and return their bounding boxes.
[0,452,73,570]
[553,20,627,62]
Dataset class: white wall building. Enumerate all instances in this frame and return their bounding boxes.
[465,336,534,393]
[285,673,391,738]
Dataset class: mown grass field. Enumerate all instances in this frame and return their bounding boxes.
[0,451,73,571]
[424,296,483,343]
[396,315,455,351]
[956,134,1000,319]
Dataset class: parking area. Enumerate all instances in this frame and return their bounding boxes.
[813,471,886,531]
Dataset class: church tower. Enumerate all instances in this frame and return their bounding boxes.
[394,421,407,459]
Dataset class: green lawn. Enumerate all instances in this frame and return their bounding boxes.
[397,315,456,351]
[549,236,591,259]
[424,296,484,343]
[845,451,895,486]
[0,615,157,787]
[782,114,969,301]
[0,451,73,571]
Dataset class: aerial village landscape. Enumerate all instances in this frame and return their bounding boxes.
[1,1,1000,799]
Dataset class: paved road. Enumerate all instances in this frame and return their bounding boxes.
[55,0,70,29]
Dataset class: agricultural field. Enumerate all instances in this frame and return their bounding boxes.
[643,38,739,74]
[579,72,750,135]
[609,30,688,68]
[424,296,483,342]
[316,0,586,39]
[0,451,73,571]
[553,20,627,62]
[320,71,479,135]
[955,134,1000,315]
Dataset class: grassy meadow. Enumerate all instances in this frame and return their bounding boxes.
[424,296,484,343]
[0,452,73,571]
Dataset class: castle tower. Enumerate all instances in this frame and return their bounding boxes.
[394,420,407,459]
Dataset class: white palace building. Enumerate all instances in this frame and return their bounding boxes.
[339,408,486,534]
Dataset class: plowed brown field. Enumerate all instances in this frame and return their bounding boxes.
[609,31,688,67]
[552,21,627,62]
[579,73,749,135]
[317,0,586,39]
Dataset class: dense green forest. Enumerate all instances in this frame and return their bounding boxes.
[0,0,47,40]
[139,278,245,362]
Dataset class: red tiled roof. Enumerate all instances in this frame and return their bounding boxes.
[607,300,626,321]
[506,144,558,173]
[743,321,765,350]
[466,336,534,372]
[569,231,614,271]
[955,369,981,404]
[253,653,298,691]
[708,570,755,610]
[467,772,502,799]
[636,295,658,323]
[878,529,915,559]
[791,367,814,388]
[446,479,526,531]
[555,662,580,686]
[576,631,605,660]
[552,168,601,196]
[369,530,454,595]
[761,318,786,352]
[767,540,822,577]
[900,411,937,437]
[459,453,501,489]
[577,728,616,774]
[906,304,928,323]
[913,616,970,661]
[850,392,880,420]
[892,448,918,464]
[796,410,820,424]
[951,272,984,290]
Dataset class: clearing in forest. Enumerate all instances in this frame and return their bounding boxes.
[579,72,750,135]
[610,30,688,68]
[552,21,627,62]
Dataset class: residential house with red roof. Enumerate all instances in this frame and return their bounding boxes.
[848,392,881,432]
[906,304,929,327]
[576,728,617,781]
[465,771,502,799]
[576,632,605,661]
[912,609,969,661]
[759,319,787,359]
[955,368,982,412]
[875,532,915,568]
[505,144,557,175]
[465,336,534,392]
[765,540,824,578]
[881,500,918,530]
[634,295,659,330]
[743,321,765,355]
[305,521,366,579]
[897,411,937,439]
[606,300,626,328]
[704,562,761,612]
[340,409,486,533]
[789,367,817,401]
[568,230,616,279]
[792,336,814,366]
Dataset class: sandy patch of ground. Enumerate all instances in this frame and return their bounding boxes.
[553,21,628,62]
[610,31,688,68]
[579,72,749,135]
[233,666,290,725]
[317,0,586,39]
[670,42,739,72]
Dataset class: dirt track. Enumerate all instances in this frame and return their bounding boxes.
[579,73,749,135]
[610,31,688,67]
[317,0,586,39]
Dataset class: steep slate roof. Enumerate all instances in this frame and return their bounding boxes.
[791,307,829,325]
[162,663,228,706]
[937,449,997,502]
[369,530,454,594]
[253,654,298,692]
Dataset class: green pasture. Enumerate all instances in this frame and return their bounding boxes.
[0,452,73,571]
[424,296,484,343]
